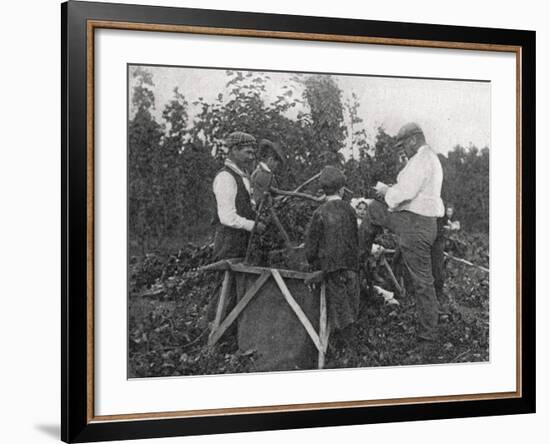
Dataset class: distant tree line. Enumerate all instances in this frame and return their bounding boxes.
[129,67,489,252]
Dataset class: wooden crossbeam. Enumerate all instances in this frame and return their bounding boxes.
[230,263,323,281]
[201,260,323,281]
[208,271,271,347]
[271,269,323,353]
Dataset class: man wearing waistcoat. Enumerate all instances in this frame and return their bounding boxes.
[364,122,444,341]
[212,131,266,260]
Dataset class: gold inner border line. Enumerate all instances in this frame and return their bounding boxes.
[91,391,519,423]
[86,20,95,424]
[90,20,521,52]
[86,19,523,423]
[515,44,523,399]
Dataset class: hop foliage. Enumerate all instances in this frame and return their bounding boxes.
[440,146,490,232]
[129,66,489,253]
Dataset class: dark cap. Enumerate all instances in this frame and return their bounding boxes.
[319,166,346,194]
[226,131,256,148]
[394,122,424,148]
[259,139,286,164]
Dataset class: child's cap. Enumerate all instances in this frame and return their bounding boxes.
[351,197,372,209]
[320,166,346,194]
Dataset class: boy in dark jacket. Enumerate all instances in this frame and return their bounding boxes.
[305,166,360,333]
[250,139,286,206]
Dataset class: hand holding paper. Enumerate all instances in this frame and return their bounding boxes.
[373,181,389,197]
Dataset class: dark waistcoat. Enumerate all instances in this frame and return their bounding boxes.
[213,166,255,260]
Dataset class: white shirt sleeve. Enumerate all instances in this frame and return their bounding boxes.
[213,171,255,232]
[385,151,428,210]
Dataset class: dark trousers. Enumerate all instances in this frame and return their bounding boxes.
[363,201,439,339]
[431,233,446,305]
[324,270,360,332]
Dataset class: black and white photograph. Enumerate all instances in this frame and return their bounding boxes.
[127,64,490,377]
[0,0,543,442]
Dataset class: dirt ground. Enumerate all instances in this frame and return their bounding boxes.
[128,236,489,378]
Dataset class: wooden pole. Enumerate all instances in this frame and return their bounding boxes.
[268,206,293,247]
[293,172,321,193]
[244,191,271,264]
[318,282,329,369]
[383,248,488,273]
[276,172,322,206]
[381,255,404,296]
[199,259,231,272]
[444,252,489,273]
[272,189,325,203]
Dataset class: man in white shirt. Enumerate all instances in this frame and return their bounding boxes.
[212,131,266,260]
[367,122,444,341]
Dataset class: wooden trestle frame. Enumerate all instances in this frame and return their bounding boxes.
[200,260,329,368]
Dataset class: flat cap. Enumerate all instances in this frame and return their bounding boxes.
[394,122,424,148]
[226,131,256,148]
[319,166,346,194]
[259,139,286,164]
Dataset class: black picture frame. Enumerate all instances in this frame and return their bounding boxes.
[61,1,536,442]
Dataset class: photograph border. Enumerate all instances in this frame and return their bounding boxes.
[62,1,535,442]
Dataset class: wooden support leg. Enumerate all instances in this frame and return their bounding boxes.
[381,255,403,296]
[208,272,271,347]
[208,270,232,346]
[271,269,323,354]
[318,282,329,369]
